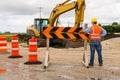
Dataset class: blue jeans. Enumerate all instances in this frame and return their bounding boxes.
[89,40,103,65]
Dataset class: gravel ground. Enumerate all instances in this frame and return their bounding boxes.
[0,38,120,80]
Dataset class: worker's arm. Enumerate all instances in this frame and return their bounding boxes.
[101,28,107,37]
[83,24,107,36]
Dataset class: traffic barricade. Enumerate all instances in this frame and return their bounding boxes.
[24,36,42,64]
[8,35,22,58]
[0,36,8,53]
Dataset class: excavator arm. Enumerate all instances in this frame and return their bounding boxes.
[49,0,85,27]
[75,0,85,27]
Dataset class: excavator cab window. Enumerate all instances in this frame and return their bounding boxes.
[34,18,48,33]
[41,19,48,28]
[34,18,40,32]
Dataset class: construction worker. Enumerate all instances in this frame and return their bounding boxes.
[83,18,107,67]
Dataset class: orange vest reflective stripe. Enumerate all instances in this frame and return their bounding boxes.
[90,25,102,40]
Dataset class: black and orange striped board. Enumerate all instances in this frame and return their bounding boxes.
[42,26,88,40]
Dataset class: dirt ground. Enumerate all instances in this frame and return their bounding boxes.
[0,37,120,80]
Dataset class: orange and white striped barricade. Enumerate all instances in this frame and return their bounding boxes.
[8,35,22,58]
[24,36,42,64]
[0,36,8,53]
[0,69,6,73]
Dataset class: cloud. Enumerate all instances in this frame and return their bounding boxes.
[84,0,120,24]
[0,14,35,32]
[0,0,39,15]
[0,0,119,32]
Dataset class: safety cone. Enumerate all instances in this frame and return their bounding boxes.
[0,36,8,53]
[0,69,6,73]
[8,35,22,58]
[24,36,42,64]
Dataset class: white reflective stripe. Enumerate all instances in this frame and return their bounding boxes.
[90,34,101,39]
[91,34,101,37]
[12,48,19,50]
[0,47,7,49]
[91,34,100,35]
[91,36,101,38]
[29,42,37,45]
[12,40,18,42]
[0,41,7,43]
[29,52,37,55]
[91,36,100,37]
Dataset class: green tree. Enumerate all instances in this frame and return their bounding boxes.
[112,22,118,26]
[98,23,101,26]
[102,22,120,33]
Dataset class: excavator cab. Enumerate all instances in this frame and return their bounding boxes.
[26,18,48,47]
[26,18,48,37]
[34,18,48,35]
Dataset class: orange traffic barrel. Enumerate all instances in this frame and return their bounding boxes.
[0,36,7,53]
[0,69,6,73]
[8,35,22,58]
[24,36,42,64]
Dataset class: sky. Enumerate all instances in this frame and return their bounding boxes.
[0,0,120,32]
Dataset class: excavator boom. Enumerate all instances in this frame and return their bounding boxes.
[49,1,76,26]
[49,0,85,27]
[75,0,85,27]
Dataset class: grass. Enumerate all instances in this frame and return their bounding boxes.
[0,34,26,43]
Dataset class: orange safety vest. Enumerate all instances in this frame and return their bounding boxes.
[90,25,102,40]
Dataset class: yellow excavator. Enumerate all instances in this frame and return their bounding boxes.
[26,0,85,47]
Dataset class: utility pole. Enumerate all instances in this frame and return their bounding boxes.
[68,21,70,27]
[38,6,43,19]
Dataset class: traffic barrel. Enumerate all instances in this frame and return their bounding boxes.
[8,35,22,58]
[24,36,42,64]
[0,36,8,53]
